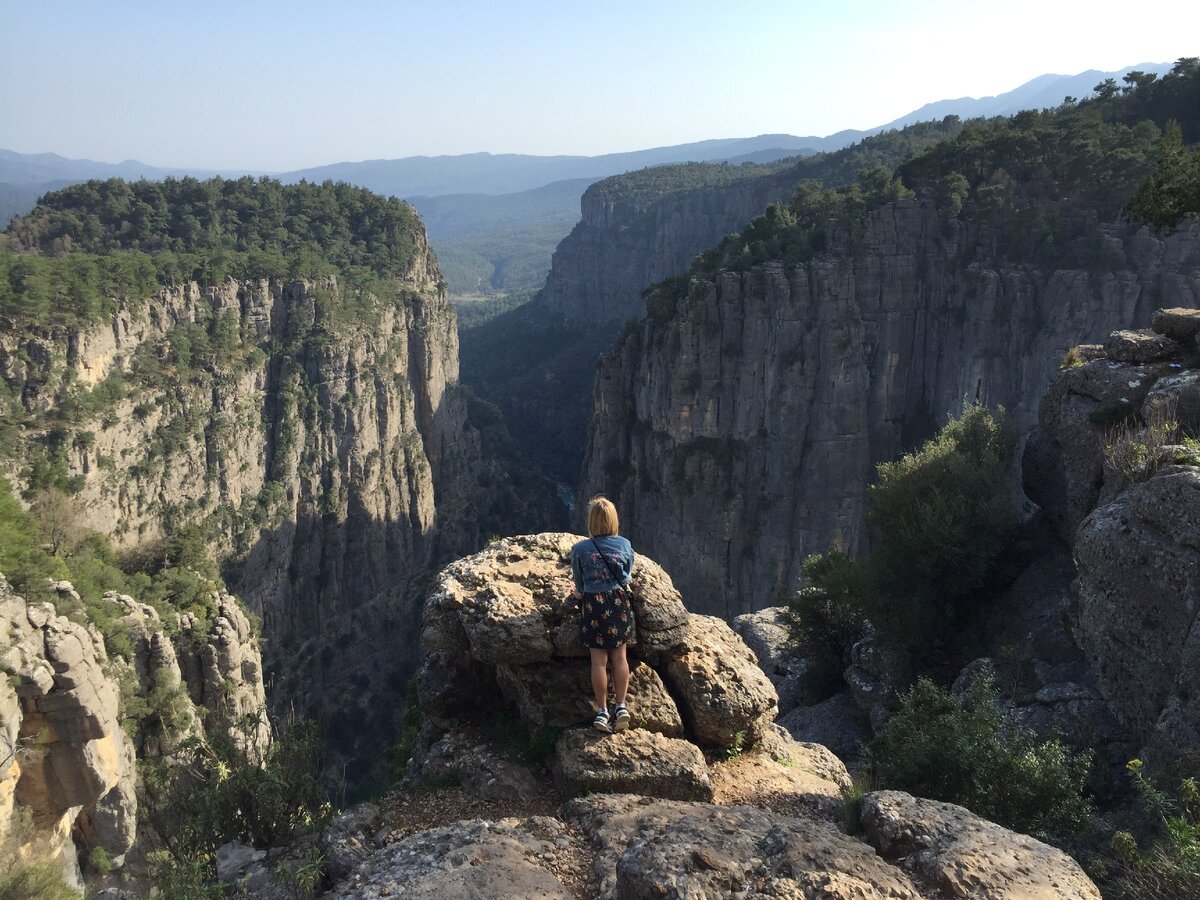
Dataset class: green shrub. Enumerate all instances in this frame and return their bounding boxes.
[866,403,1017,650]
[1107,759,1200,899]
[0,863,78,900]
[783,549,868,693]
[865,675,1093,842]
[141,717,329,885]
[786,405,1017,673]
[1103,404,1180,484]
[389,679,422,781]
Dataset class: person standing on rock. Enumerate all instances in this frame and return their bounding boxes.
[572,496,636,734]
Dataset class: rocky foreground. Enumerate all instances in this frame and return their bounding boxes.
[227,534,1099,898]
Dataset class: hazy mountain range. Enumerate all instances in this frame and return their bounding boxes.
[0,62,1172,294]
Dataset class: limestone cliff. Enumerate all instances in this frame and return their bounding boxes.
[461,122,961,482]
[0,225,495,777]
[581,202,1200,619]
[0,573,269,886]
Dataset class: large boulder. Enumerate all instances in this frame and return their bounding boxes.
[565,794,925,900]
[660,614,777,748]
[1072,466,1200,762]
[861,790,1100,900]
[732,606,815,713]
[551,728,712,801]
[413,534,778,797]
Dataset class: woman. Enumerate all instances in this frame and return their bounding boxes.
[571,496,636,733]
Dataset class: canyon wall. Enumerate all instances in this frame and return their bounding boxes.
[0,229,498,774]
[581,201,1200,619]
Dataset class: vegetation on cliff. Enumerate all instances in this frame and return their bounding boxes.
[0,177,430,327]
[650,57,1199,296]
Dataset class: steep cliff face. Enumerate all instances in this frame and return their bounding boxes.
[581,201,1200,619]
[537,172,795,327]
[0,229,490,772]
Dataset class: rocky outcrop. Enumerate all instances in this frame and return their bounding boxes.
[1026,311,1200,764]
[582,206,1200,618]
[412,534,777,801]
[109,589,270,761]
[274,533,1104,899]
[0,574,272,885]
[0,575,136,883]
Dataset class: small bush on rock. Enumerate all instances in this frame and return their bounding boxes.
[783,549,869,693]
[1107,759,1200,899]
[865,675,1093,843]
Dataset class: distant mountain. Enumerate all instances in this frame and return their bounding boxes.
[0,148,247,186]
[0,62,1175,294]
[0,180,74,228]
[880,62,1174,131]
[408,177,598,239]
[281,135,818,198]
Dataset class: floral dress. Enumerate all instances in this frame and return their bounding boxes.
[580,586,635,650]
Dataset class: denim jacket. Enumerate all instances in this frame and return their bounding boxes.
[570,534,634,594]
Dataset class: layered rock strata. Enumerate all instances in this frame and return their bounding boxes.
[582,206,1200,618]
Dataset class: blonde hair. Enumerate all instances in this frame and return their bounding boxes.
[586,496,619,537]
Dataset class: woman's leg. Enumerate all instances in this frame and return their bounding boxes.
[589,648,610,710]
[610,644,630,705]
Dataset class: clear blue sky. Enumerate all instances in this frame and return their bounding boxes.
[1,0,1196,170]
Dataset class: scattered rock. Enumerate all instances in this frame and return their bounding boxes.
[861,790,1101,899]
[319,804,383,882]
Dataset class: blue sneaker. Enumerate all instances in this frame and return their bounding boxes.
[593,708,612,733]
